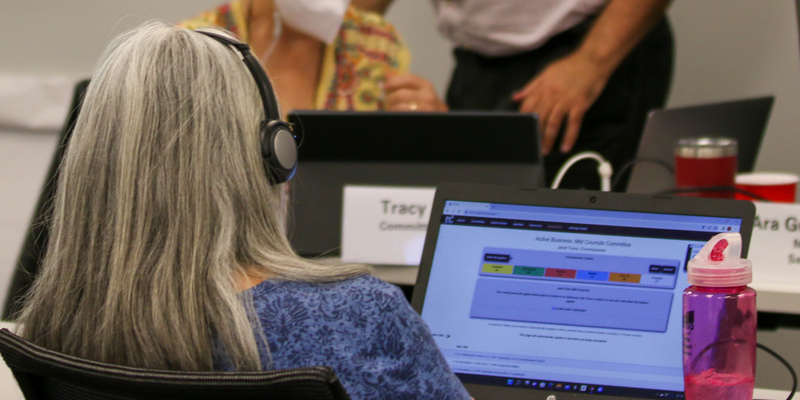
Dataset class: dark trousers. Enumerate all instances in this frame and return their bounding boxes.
[446,18,674,190]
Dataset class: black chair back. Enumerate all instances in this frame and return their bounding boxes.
[2,79,89,320]
[0,328,350,400]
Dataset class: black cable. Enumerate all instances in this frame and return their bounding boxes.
[613,158,778,202]
[655,185,773,201]
[757,342,797,400]
[691,340,795,399]
[612,158,675,192]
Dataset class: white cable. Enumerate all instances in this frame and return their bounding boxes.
[550,151,613,192]
[258,11,283,66]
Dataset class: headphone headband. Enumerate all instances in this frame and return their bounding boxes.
[194,28,300,184]
[193,29,281,121]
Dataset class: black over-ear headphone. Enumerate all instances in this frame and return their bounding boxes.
[194,29,300,184]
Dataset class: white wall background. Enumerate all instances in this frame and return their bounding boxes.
[1,0,800,389]
[667,0,800,174]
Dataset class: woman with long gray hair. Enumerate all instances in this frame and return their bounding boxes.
[17,21,469,400]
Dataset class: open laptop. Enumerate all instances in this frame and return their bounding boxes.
[285,111,543,259]
[412,183,755,400]
[626,96,774,195]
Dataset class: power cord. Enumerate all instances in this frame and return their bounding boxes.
[612,158,675,192]
[551,151,613,192]
[755,342,797,400]
[613,158,776,201]
[691,342,795,399]
[655,186,771,201]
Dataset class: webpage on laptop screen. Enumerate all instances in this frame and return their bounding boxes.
[420,200,742,397]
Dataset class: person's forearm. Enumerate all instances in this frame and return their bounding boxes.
[351,0,394,14]
[575,0,672,77]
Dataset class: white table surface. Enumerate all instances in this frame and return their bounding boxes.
[751,281,800,314]
[755,388,796,399]
[372,264,419,286]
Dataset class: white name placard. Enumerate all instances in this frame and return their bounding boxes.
[747,201,800,284]
[341,185,436,266]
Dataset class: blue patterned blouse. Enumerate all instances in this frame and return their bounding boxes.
[235,274,471,400]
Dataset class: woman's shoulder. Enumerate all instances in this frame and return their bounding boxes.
[338,5,408,60]
[249,274,413,333]
[342,6,401,37]
[250,274,404,303]
[316,4,411,111]
[331,274,403,295]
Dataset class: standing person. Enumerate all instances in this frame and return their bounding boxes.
[380,0,674,190]
[181,0,435,114]
[15,21,470,400]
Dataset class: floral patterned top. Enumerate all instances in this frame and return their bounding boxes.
[179,1,411,111]
[224,274,470,400]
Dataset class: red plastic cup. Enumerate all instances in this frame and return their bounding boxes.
[674,137,738,199]
[735,172,799,203]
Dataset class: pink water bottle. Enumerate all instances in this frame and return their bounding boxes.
[683,232,756,400]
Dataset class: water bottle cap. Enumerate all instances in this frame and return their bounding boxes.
[687,232,752,286]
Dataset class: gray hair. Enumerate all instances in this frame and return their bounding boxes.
[18,21,369,371]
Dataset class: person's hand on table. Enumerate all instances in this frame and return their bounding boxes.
[384,72,448,112]
[512,51,612,156]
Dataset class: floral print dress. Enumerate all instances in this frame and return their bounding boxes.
[179,1,411,111]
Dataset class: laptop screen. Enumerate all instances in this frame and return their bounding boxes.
[413,185,754,399]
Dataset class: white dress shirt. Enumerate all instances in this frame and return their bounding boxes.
[433,0,608,57]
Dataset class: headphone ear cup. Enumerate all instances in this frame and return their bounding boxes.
[261,119,298,184]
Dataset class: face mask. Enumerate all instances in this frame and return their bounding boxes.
[274,0,349,44]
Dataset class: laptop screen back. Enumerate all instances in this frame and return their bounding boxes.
[626,96,773,195]
[412,184,755,400]
[286,111,543,258]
